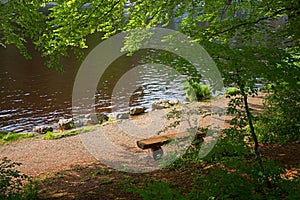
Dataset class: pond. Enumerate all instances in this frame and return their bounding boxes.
[0,36,187,132]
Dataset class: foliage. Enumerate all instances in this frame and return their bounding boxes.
[184,80,211,101]
[130,127,299,200]
[204,128,250,162]
[0,157,37,200]
[1,1,299,198]
[0,133,35,144]
[253,83,300,143]
[260,83,276,93]
[129,160,299,200]
[127,180,185,200]
[0,0,128,70]
[1,0,299,71]
[225,87,240,97]
[190,159,300,200]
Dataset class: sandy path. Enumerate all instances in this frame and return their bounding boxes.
[0,135,96,176]
[0,95,265,176]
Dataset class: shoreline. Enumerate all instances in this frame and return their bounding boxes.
[0,94,266,176]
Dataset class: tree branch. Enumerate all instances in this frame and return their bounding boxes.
[213,7,291,36]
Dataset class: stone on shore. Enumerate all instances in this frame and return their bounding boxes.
[168,99,180,105]
[58,118,75,130]
[108,112,130,120]
[33,126,53,134]
[152,99,180,110]
[129,106,146,115]
[89,113,109,125]
[0,129,10,135]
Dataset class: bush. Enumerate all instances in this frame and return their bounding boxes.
[184,80,211,101]
[254,82,300,143]
[191,158,300,200]
[0,157,37,200]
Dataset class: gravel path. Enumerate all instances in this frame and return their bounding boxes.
[0,135,96,176]
[0,95,265,176]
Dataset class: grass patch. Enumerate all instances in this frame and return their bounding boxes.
[0,133,36,144]
[42,126,95,140]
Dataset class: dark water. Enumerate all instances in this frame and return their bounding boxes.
[0,38,187,132]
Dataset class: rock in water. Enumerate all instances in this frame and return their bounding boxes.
[12,128,24,133]
[33,126,53,134]
[58,118,75,131]
[129,106,146,115]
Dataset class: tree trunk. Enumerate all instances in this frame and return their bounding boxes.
[241,87,271,187]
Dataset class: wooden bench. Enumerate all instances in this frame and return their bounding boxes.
[137,131,204,160]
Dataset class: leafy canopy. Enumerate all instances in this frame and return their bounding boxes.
[1,0,299,74]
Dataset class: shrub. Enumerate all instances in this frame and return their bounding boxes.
[0,157,37,200]
[191,159,300,200]
[254,82,300,143]
[184,80,211,101]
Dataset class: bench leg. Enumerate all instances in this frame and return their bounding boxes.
[151,146,163,161]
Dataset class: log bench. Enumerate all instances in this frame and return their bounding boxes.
[137,131,204,160]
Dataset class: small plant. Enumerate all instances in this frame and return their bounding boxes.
[0,157,37,199]
[184,80,211,101]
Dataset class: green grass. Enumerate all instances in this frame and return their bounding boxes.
[42,126,95,140]
[0,126,96,143]
[0,133,36,144]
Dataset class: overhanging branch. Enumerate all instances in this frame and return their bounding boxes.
[213,7,291,36]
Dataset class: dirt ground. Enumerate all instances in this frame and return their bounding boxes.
[0,94,299,199]
[36,141,299,200]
